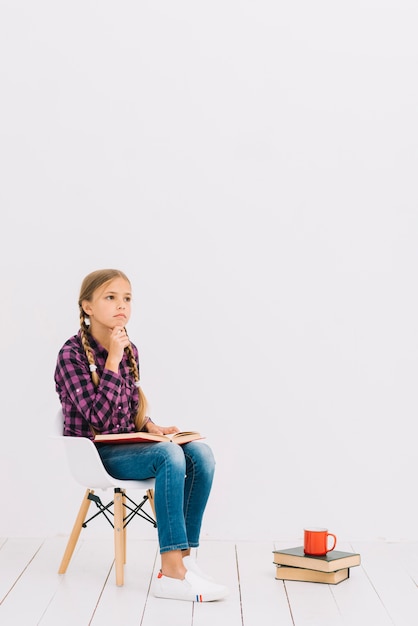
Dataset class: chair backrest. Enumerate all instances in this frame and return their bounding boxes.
[53,409,117,490]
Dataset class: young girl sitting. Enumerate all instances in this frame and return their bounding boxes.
[54,268,228,602]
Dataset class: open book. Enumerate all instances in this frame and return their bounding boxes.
[94,430,204,445]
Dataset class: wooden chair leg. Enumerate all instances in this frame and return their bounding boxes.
[58,489,93,574]
[122,490,127,564]
[114,489,125,586]
[147,488,156,519]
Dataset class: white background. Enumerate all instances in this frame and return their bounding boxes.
[1,1,417,542]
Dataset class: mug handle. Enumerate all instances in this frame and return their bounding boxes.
[327,533,337,551]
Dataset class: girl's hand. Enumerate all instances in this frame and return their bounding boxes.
[105,326,130,372]
[145,421,180,436]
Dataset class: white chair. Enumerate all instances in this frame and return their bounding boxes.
[52,409,156,586]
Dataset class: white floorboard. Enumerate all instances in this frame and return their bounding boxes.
[0,537,417,625]
[238,540,293,626]
[90,540,157,625]
[351,541,418,626]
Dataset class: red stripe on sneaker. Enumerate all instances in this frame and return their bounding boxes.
[195,595,203,602]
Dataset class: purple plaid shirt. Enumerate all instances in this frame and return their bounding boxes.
[54,331,140,439]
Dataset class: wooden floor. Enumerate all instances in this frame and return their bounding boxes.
[1,534,417,625]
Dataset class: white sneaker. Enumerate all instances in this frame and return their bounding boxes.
[153,570,229,602]
[182,555,214,581]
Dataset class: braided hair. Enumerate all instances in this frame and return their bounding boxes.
[78,269,148,431]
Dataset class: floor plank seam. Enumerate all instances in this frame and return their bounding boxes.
[235,543,245,626]
[1,540,44,606]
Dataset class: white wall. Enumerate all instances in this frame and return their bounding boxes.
[1,1,417,541]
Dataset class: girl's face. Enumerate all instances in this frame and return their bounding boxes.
[82,277,132,331]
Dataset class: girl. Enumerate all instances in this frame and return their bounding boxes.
[54,269,228,602]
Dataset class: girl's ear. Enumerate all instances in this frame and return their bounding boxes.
[82,300,93,316]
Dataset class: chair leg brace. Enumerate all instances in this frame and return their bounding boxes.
[82,488,157,529]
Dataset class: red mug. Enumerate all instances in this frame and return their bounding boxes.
[304,527,337,556]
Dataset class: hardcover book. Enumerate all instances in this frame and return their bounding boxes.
[275,566,350,584]
[272,547,361,573]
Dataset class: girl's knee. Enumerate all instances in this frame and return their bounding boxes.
[185,442,216,473]
[156,441,186,469]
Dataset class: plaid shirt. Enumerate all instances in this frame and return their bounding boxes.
[54,331,140,439]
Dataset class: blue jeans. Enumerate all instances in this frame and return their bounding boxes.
[97,441,215,553]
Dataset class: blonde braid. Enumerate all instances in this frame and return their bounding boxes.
[79,308,99,387]
[126,343,148,431]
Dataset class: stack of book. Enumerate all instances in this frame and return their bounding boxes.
[273,546,361,585]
